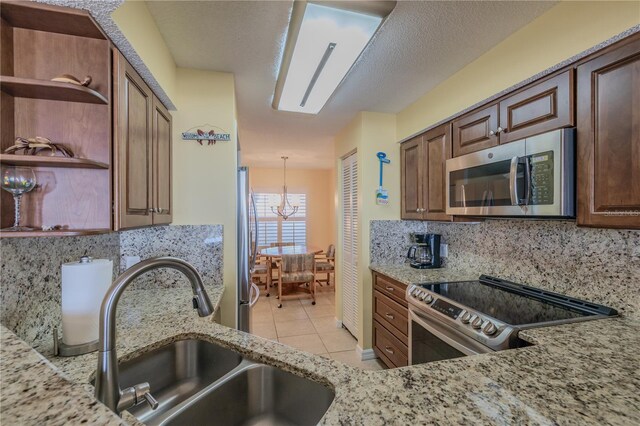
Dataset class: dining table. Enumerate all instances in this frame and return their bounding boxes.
[259,245,323,289]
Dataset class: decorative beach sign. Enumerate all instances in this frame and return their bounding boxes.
[376,151,390,205]
[182,124,231,145]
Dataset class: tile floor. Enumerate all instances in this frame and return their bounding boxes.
[249,285,385,370]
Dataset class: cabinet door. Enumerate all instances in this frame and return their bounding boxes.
[577,36,640,229]
[113,52,153,229]
[400,136,423,219]
[152,96,172,225]
[423,123,452,221]
[499,70,574,144]
[452,104,499,157]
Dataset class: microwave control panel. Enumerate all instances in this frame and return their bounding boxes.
[529,150,554,205]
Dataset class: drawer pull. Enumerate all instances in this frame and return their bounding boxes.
[385,313,395,320]
[385,286,394,292]
[384,346,394,355]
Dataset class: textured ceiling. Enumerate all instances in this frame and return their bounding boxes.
[146,1,556,169]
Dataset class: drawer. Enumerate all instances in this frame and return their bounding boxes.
[373,273,408,307]
[374,290,408,338]
[374,321,408,368]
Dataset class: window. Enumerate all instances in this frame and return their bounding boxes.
[253,193,307,247]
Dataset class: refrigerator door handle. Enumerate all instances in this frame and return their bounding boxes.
[250,192,258,271]
[249,283,260,307]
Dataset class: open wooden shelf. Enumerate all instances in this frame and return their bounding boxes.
[0,229,111,238]
[0,0,107,39]
[0,154,109,169]
[0,76,108,104]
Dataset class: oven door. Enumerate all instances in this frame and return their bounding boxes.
[408,309,493,365]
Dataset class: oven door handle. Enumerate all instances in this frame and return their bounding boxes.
[409,310,491,357]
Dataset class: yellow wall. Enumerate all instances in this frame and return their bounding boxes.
[334,112,397,349]
[113,3,239,327]
[249,168,336,251]
[172,68,239,327]
[397,1,640,140]
[111,0,177,103]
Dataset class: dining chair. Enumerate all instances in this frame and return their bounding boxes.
[268,242,294,285]
[315,244,335,286]
[276,253,316,308]
[251,256,270,296]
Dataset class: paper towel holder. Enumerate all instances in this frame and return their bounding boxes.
[53,327,99,357]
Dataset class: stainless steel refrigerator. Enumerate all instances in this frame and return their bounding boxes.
[237,166,259,331]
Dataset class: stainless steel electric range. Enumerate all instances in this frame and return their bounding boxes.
[406,275,618,365]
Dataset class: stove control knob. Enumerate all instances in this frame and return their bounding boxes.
[471,316,483,329]
[482,321,497,336]
[423,294,434,304]
[460,311,472,324]
[411,288,420,297]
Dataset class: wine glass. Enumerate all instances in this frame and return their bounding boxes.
[1,166,37,231]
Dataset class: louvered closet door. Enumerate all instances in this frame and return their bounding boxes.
[341,152,358,336]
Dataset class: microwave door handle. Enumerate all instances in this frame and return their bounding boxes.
[510,156,520,206]
[523,157,532,206]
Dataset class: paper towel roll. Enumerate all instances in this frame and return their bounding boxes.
[61,257,113,346]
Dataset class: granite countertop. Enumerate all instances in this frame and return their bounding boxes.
[2,270,640,425]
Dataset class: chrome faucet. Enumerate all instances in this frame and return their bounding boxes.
[94,257,214,414]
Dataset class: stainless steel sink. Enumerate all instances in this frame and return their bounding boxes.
[117,339,243,423]
[102,339,335,425]
[163,363,335,426]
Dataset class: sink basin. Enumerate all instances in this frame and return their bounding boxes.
[163,363,335,426]
[100,339,335,425]
[117,339,243,423]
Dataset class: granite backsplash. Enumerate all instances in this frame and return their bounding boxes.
[0,225,223,349]
[370,219,640,319]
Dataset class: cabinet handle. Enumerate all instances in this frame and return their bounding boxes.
[497,126,505,134]
[489,130,495,136]
[148,208,155,213]
[385,286,394,292]
[385,313,395,320]
[384,346,394,355]
[157,208,164,214]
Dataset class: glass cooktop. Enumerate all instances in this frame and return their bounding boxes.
[417,279,595,326]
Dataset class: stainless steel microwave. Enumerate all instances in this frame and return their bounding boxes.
[445,129,575,217]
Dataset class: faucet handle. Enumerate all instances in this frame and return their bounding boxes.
[134,382,159,410]
[142,389,159,410]
[118,382,159,412]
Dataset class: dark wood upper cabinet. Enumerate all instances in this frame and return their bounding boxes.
[152,96,172,225]
[400,136,423,220]
[400,124,452,221]
[113,51,153,229]
[114,52,174,230]
[577,35,640,229]
[452,104,499,157]
[499,70,574,144]
[423,123,452,221]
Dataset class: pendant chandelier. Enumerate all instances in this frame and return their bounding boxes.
[271,156,299,220]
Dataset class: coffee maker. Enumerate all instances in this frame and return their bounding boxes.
[407,233,441,269]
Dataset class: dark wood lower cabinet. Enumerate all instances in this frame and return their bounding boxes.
[577,35,640,229]
[373,272,408,368]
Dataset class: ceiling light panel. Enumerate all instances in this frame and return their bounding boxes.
[276,3,383,114]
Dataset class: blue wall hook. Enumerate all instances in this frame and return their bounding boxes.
[376,152,390,205]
